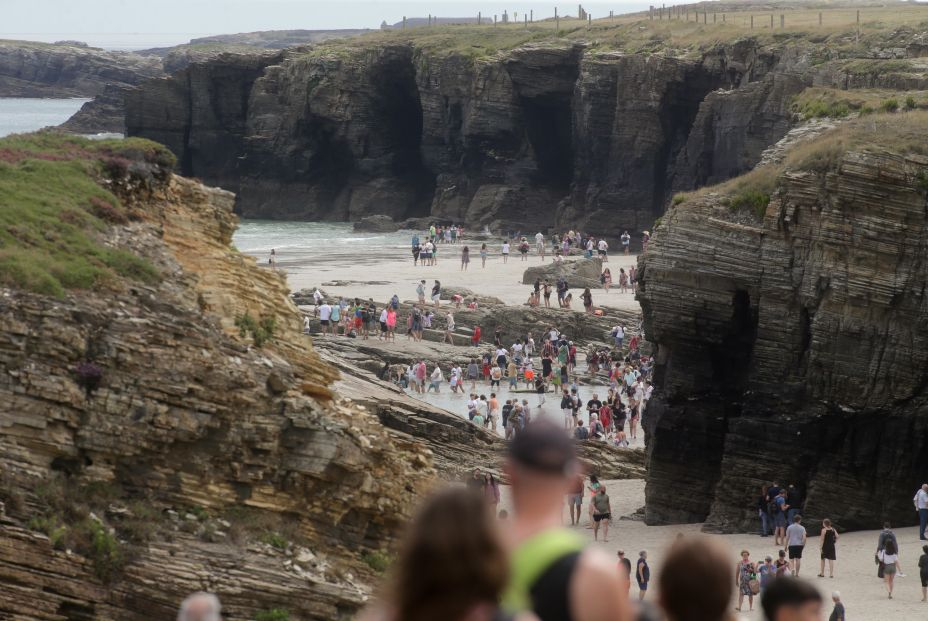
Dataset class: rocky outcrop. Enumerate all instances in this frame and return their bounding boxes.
[0,40,162,97]
[125,37,811,232]
[638,147,928,532]
[523,257,604,290]
[353,215,402,232]
[58,84,128,134]
[0,143,433,619]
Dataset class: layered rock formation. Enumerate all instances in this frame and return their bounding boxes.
[0,138,433,619]
[123,25,928,235]
[638,128,928,532]
[0,40,162,97]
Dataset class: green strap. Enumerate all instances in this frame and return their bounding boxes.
[502,528,585,612]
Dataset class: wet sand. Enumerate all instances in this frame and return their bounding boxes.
[498,479,928,620]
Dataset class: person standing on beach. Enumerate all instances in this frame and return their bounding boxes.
[443,312,455,345]
[642,230,650,253]
[636,551,650,600]
[597,238,608,263]
[785,515,807,576]
[818,518,838,578]
[427,364,443,393]
[318,300,332,334]
[914,483,928,540]
[736,549,757,612]
[581,288,593,314]
[412,234,421,265]
[461,245,470,271]
[431,280,441,307]
[416,280,426,304]
[591,486,612,542]
[501,423,631,621]
[829,591,845,621]
[535,231,545,259]
[480,243,488,268]
[621,230,631,255]
[879,539,899,598]
[877,522,897,579]
[501,240,510,263]
[618,268,629,293]
[918,544,928,601]
[602,268,612,293]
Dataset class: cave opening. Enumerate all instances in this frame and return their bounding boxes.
[370,57,435,218]
[520,95,574,191]
[711,289,758,389]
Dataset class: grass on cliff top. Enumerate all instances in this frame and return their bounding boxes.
[791,87,928,120]
[298,3,928,60]
[0,132,174,297]
[674,108,928,218]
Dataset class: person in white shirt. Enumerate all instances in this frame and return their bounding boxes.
[302,315,311,334]
[313,288,323,306]
[535,232,545,258]
[915,483,928,540]
[466,395,478,420]
[597,238,609,262]
[427,365,444,393]
[621,230,631,255]
[318,302,332,333]
[501,241,510,263]
[612,325,625,349]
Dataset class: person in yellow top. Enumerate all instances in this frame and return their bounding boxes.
[503,422,631,621]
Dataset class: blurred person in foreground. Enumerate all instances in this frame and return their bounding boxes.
[359,487,536,621]
[761,577,823,621]
[176,593,221,621]
[656,537,734,621]
[502,421,631,621]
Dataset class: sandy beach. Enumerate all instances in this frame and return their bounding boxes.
[498,479,927,620]
[282,243,642,314]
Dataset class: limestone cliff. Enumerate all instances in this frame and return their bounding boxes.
[0,135,432,620]
[124,20,928,236]
[637,112,928,532]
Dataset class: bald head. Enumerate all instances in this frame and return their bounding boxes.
[177,593,221,621]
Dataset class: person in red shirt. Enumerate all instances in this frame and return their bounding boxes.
[472,325,482,346]
[599,403,613,434]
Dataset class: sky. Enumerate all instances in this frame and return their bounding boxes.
[1,0,650,49]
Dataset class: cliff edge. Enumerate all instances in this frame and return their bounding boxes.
[638,110,928,532]
[0,133,432,620]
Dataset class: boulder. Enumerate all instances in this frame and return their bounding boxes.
[522,258,603,289]
[440,286,505,306]
[353,214,401,232]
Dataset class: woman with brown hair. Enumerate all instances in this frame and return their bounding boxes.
[359,487,535,621]
[659,537,734,621]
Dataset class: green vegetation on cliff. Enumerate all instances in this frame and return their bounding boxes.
[0,133,174,297]
[673,108,928,220]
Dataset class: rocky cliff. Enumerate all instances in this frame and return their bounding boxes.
[124,19,928,235]
[0,134,432,620]
[637,111,928,532]
[0,40,163,97]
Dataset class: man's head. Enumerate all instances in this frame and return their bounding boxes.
[793,514,802,524]
[658,538,732,621]
[177,593,221,621]
[831,591,841,603]
[922,483,928,492]
[761,577,822,621]
[506,421,577,513]
[576,419,583,428]
[884,521,892,530]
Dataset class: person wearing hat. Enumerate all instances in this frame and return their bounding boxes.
[502,422,630,621]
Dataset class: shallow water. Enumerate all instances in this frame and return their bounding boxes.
[0,97,90,137]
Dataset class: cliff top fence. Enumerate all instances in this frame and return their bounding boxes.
[381,3,928,46]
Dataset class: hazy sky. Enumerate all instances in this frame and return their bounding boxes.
[2,0,649,48]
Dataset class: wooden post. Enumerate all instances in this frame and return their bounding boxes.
[856,10,860,42]
[525,13,528,28]
[703,11,707,23]
[660,4,664,20]
[722,13,726,23]
[750,15,754,29]
[428,14,431,26]
[588,13,592,27]
[770,14,773,28]
[403,16,407,29]
[713,13,716,23]
[530,10,533,23]
[610,10,614,21]
[494,14,497,26]
[478,11,481,25]
[818,12,822,26]
[780,14,784,28]
[555,7,559,35]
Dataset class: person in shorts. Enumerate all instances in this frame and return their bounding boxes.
[785,514,807,576]
[591,486,612,542]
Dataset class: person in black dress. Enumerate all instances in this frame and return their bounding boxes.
[819,518,839,578]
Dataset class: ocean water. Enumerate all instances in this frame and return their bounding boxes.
[0,98,90,137]
[233,220,416,268]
